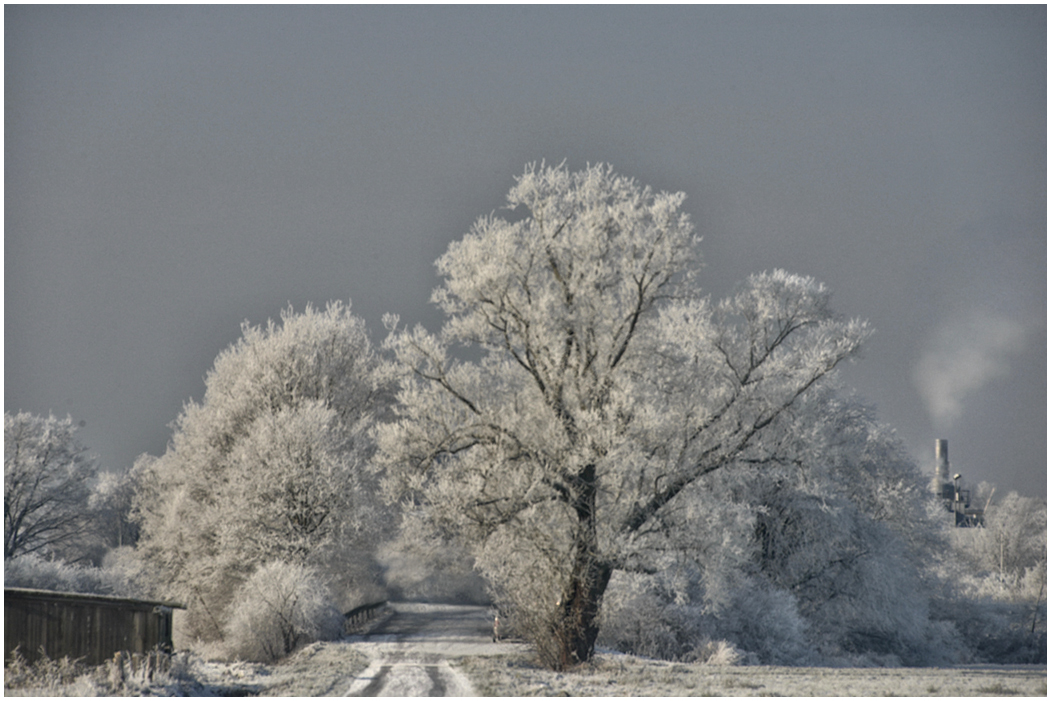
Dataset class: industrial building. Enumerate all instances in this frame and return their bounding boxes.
[930,439,985,527]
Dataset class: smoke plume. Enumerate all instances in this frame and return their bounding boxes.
[912,309,1028,428]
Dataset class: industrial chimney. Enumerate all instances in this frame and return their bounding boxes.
[931,439,953,500]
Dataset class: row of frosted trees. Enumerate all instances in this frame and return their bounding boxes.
[6,163,1045,667]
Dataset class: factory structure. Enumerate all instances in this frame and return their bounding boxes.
[930,438,985,527]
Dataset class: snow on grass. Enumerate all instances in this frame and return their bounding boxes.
[188,641,372,696]
[9,637,1044,697]
[454,651,1048,697]
[4,641,372,697]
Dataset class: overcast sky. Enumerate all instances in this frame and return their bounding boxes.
[5,6,1046,497]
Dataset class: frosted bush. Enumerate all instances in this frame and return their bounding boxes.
[703,574,813,665]
[598,571,706,662]
[4,648,85,692]
[696,639,748,666]
[4,552,144,598]
[929,594,1046,664]
[223,561,343,662]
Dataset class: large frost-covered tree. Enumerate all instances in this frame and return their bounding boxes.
[5,411,99,561]
[377,163,870,668]
[134,301,384,641]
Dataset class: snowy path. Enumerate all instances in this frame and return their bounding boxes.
[345,658,473,697]
[344,602,526,697]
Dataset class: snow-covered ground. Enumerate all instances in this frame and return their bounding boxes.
[8,602,1045,696]
[456,651,1047,697]
[343,602,528,696]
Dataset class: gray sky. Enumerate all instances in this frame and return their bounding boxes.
[6,6,1046,497]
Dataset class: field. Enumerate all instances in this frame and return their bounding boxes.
[6,621,1046,697]
[455,652,1047,697]
[5,643,1046,696]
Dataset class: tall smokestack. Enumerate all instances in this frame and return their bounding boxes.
[932,439,953,499]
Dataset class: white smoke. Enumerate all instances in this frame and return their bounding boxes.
[912,309,1028,428]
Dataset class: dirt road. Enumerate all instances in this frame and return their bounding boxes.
[344,602,525,697]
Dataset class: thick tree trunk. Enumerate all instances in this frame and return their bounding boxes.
[547,554,612,670]
[542,463,613,671]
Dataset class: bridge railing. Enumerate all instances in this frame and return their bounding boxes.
[343,600,388,631]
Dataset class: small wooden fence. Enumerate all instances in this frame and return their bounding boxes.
[344,600,387,630]
[4,587,184,666]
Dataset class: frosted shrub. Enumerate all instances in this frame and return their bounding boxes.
[223,561,343,662]
[600,569,809,665]
[473,521,575,668]
[4,648,85,692]
[599,571,707,662]
[930,595,1046,664]
[703,573,812,666]
[697,639,746,666]
[4,552,144,598]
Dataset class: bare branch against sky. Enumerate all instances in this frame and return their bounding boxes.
[5,6,1045,495]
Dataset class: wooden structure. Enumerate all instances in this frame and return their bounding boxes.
[4,587,184,666]
[344,600,387,631]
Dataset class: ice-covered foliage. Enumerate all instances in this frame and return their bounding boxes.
[5,412,99,561]
[4,551,147,598]
[133,301,388,642]
[376,510,489,604]
[223,561,344,662]
[598,389,959,666]
[930,492,1047,664]
[88,468,140,552]
[376,162,870,669]
[4,646,204,696]
[963,492,1046,600]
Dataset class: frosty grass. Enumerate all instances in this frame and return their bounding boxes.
[455,651,1047,697]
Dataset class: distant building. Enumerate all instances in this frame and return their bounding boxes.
[930,439,984,527]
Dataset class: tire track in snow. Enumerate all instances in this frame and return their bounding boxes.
[345,660,471,696]
[344,602,521,697]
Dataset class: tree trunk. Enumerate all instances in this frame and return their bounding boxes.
[547,553,612,670]
[543,463,613,671]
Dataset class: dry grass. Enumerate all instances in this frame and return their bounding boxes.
[3,641,372,697]
[454,651,1048,697]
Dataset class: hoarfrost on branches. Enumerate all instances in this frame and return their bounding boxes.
[133,301,386,644]
[5,412,99,561]
[376,162,870,669]
[223,561,344,663]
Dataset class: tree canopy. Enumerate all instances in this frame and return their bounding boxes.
[377,162,871,668]
[133,301,384,640]
[5,411,98,561]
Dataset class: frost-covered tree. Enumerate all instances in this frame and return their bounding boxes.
[938,492,1047,663]
[5,412,98,561]
[134,301,386,641]
[978,493,1047,588]
[89,467,140,551]
[377,163,870,669]
[950,491,1047,603]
